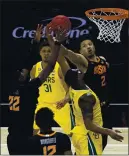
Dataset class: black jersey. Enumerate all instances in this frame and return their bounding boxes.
[28,131,71,155]
[8,78,41,137]
[84,56,109,102]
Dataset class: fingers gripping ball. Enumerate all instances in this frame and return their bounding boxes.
[50,15,71,33]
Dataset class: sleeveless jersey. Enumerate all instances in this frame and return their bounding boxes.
[65,69,103,134]
[70,88,103,134]
[84,56,109,102]
[30,62,67,104]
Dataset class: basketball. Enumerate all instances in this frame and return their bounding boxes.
[50,15,71,32]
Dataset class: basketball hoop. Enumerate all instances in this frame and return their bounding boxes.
[85,8,128,43]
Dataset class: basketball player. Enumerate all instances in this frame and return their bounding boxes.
[30,36,71,135]
[47,30,124,155]
[7,24,63,155]
[80,39,110,149]
[28,107,72,155]
[59,39,110,149]
[58,55,123,155]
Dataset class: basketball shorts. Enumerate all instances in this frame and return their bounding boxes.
[33,102,72,135]
[71,131,102,155]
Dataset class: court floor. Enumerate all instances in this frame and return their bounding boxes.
[1,127,128,155]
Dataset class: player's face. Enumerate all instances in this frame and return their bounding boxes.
[40,46,52,62]
[80,40,95,58]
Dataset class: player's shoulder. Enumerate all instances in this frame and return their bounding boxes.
[33,61,42,68]
[56,132,68,137]
[56,132,70,141]
[99,56,106,61]
[99,56,109,67]
[30,135,40,140]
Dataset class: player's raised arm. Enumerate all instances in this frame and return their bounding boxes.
[46,26,88,73]
[60,45,88,73]
[23,24,43,72]
[79,93,124,142]
[18,24,43,82]
[37,26,65,84]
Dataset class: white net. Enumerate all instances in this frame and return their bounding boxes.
[87,10,126,43]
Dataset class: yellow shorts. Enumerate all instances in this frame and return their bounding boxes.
[33,103,72,134]
[71,129,102,155]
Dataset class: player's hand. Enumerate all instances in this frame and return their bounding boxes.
[55,26,68,43]
[45,23,56,47]
[34,24,43,42]
[109,130,124,142]
[56,99,67,109]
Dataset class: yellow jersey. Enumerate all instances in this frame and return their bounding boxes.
[30,61,67,104]
[70,87,103,134]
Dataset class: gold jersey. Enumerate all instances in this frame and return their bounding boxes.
[30,61,67,104]
[70,87,103,134]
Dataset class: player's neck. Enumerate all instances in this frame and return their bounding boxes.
[40,129,53,134]
[41,61,48,69]
[88,55,97,62]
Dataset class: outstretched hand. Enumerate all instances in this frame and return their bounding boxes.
[109,130,124,142]
[45,23,56,47]
[55,26,68,43]
[34,24,43,42]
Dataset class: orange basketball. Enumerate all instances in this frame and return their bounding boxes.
[50,15,71,32]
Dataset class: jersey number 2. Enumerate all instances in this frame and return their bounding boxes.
[9,96,20,111]
[43,145,56,155]
[101,76,106,86]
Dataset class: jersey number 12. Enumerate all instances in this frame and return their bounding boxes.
[43,145,56,155]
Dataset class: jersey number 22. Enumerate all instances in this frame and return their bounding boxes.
[9,96,20,111]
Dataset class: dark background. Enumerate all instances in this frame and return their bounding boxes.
[0,0,128,127]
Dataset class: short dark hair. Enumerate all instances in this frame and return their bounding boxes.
[35,107,54,129]
[39,38,50,52]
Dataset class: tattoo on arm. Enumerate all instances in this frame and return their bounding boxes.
[78,93,96,120]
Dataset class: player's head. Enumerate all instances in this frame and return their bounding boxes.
[35,107,54,130]
[39,39,51,63]
[80,40,96,58]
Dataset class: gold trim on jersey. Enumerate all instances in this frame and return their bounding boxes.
[37,131,56,137]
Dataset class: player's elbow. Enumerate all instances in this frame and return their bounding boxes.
[85,123,91,130]
[84,119,93,130]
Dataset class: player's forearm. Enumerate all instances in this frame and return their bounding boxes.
[60,44,69,55]
[85,120,112,136]
[57,55,70,77]
[38,42,61,84]
[60,45,86,69]
[60,45,76,63]
[64,91,71,103]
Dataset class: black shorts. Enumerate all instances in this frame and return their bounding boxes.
[7,134,29,155]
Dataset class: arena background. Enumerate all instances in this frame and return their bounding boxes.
[1,0,128,127]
